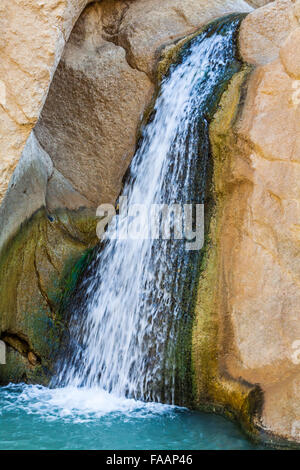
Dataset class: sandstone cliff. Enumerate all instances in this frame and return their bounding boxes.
[233,0,300,446]
[0,0,255,207]
[192,0,300,447]
[1,0,298,449]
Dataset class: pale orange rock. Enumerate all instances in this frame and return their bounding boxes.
[0,0,256,204]
[280,27,300,78]
[239,0,300,65]
[219,0,300,444]
[0,0,91,202]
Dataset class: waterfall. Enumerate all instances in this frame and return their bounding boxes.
[54,15,244,405]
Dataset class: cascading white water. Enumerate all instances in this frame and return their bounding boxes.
[55,15,244,404]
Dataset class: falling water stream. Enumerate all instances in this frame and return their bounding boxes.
[54,14,243,404]
[0,15,264,450]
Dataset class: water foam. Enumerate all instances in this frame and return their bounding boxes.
[1,384,178,423]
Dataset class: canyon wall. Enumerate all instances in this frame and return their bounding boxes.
[193,0,300,447]
[0,0,255,208]
[232,0,300,444]
[234,0,300,445]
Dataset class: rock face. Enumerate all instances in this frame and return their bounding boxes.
[0,0,255,204]
[193,0,300,447]
[34,3,154,208]
[240,0,299,65]
[0,204,98,384]
[1,0,296,448]
[237,0,300,445]
[0,0,88,202]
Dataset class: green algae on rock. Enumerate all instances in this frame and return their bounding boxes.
[0,208,98,385]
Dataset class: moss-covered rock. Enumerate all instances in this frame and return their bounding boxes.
[0,207,98,385]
